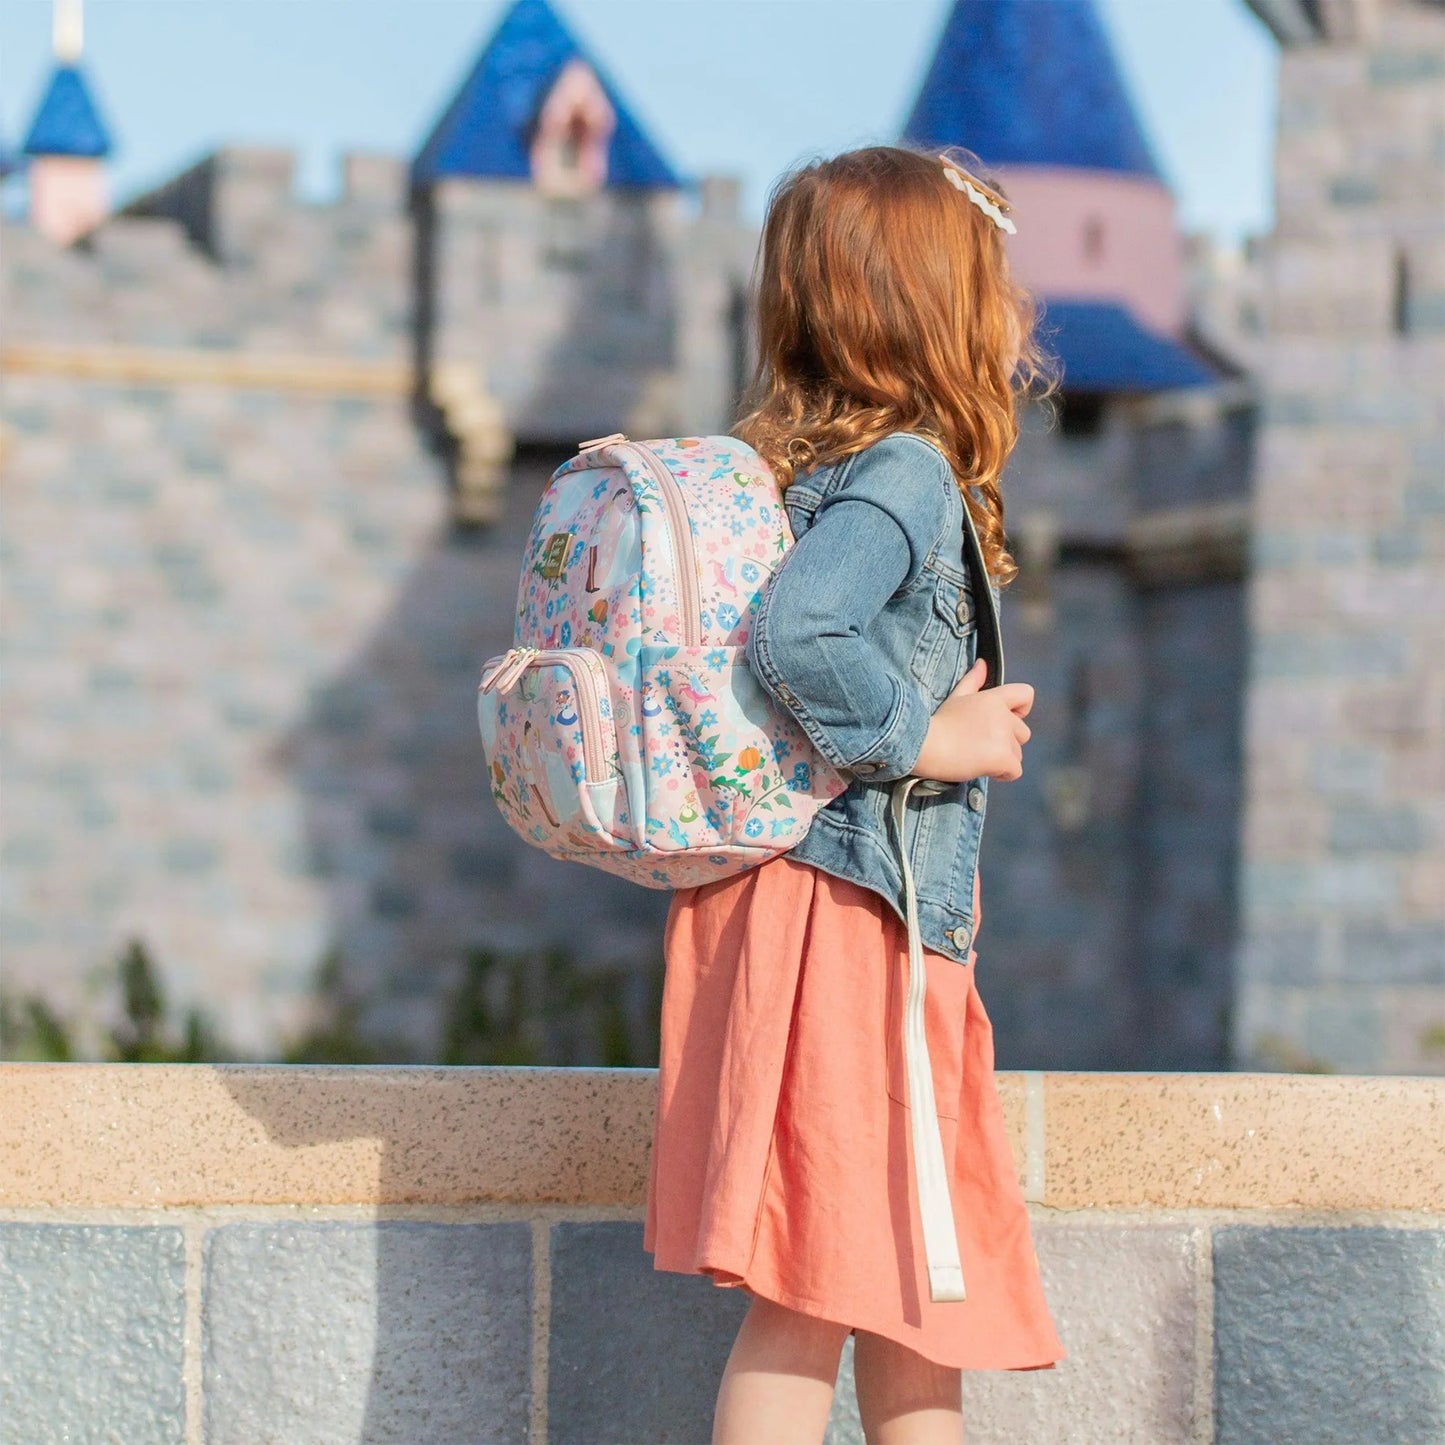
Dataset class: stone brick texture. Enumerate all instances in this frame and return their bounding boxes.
[4,0,1439,1078]
[203,1220,533,1444]
[0,1222,187,1444]
[1235,0,1445,1074]
[9,1214,1438,1443]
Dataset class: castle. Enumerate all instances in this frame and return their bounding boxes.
[1,0,1440,1072]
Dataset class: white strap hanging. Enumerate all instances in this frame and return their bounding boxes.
[888,776,967,1303]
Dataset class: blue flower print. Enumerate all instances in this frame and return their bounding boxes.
[699,708,718,729]
[744,817,764,838]
[741,561,761,584]
[728,519,746,537]
[717,603,741,630]
[704,807,723,831]
[771,738,792,763]
[650,754,673,778]
[559,620,572,646]
[705,648,729,669]
[733,492,753,512]
[545,599,556,618]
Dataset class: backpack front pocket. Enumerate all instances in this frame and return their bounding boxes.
[478,647,630,852]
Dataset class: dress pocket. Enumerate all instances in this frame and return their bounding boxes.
[885,943,971,1122]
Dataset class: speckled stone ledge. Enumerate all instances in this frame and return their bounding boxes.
[1,1065,1440,1212]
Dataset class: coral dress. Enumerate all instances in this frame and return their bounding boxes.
[643,852,1066,1371]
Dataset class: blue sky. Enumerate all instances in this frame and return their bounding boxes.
[2,0,1278,244]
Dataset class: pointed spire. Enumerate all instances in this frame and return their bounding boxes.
[412,0,679,190]
[902,0,1163,180]
[25,0,111,159]
[22,63,112,158]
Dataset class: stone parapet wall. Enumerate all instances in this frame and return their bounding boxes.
[2,1066,1440,1443]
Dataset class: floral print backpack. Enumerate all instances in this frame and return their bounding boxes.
[477,433,849,888]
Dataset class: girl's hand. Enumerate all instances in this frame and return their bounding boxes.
[910,658,1034,783]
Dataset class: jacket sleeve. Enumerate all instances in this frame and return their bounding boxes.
[746,434,953,782]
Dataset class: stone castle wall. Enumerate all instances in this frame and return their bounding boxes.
[0,146,706,1058]
[1235,0,1445,1072]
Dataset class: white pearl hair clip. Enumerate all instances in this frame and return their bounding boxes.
[942,162,1018,235]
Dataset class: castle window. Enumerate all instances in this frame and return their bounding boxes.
[542,195,591,272]
[1059,392,1106,437]
[1393,249,1411,335]
[530,59,615,199]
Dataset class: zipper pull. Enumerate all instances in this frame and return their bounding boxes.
[578,432,628,452]
[479,647,538,695]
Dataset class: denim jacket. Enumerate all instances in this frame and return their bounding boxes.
[745,431,1006,969]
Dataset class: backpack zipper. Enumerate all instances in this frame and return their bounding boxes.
[615,440,704,647]
[479,647,612,784]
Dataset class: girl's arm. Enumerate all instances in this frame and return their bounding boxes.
[746,434,953,783]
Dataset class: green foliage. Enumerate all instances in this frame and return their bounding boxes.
[0,994,75,1062]
[277,949,408,1065]
[439,944,658,1068]
[1248,1030,1337,1074]
[0,937,236,1063]
[0,933,663,1068]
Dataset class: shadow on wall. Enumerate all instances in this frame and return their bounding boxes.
[272,204,686,1061]
[270,449,672,1062]
[209,1068,756,1443]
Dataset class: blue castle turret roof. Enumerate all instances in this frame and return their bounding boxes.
[23,63,113,159]
[1036,301,1215,393]
[412,0,680,190]
[902,0,1163,181]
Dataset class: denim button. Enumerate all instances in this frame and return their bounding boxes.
[966,784,985,810]
[856,760,883,774]
[955,596,971,626]
[949,923,973,951]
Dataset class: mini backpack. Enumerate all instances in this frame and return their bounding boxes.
[477,433,849,888]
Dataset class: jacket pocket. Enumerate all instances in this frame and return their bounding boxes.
[908,575,977,705]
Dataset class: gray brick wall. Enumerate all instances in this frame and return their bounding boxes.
[3,1212,1440,1443]
[1235,0,1445,1074]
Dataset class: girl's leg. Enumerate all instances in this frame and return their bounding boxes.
[852,1329,964,1445]
[713,1292,852,1445]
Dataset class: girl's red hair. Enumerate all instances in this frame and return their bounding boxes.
[734,143,1056,587]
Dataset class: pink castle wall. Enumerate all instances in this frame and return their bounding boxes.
[995,166,1187,336]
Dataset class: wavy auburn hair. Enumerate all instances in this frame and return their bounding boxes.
[734,144,1056,588]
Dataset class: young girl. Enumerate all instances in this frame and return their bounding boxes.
[642,143,1065,1444]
